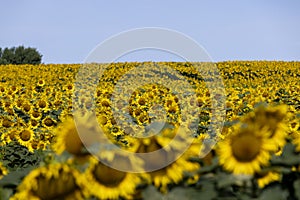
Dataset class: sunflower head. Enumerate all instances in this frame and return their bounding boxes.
[37,79,45,87]
[231,129,262,162]
[52,112,104,157]
[21,102,32,113]
[244,104,288,133]
[217,124,275,175]
[81,156,143,200]
[11,163,86,200]
[16,129,35,150]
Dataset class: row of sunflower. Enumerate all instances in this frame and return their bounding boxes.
[0,61,299,199]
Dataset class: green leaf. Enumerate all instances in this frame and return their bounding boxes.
[141,185,164,200]
[197,157,219,174]
[0,187,13,200]
[258,185,288,200]
[164,184,217,200]
[271,143,300,166]
[0,167,33,188]
[216,172,252,189]
[294,179,300,199]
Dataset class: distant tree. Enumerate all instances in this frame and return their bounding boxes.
[0,46,42,65]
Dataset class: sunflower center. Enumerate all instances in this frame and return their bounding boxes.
[2,119,13,128]
[93,161,127,187]
[231,134,262,162]
[20,130,31,141]
[44,118,54,127]
[23,104,31,112]
[65,128,84,155]
[34,173,78,200]
[38,100,47,108]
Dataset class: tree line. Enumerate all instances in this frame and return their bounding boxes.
[0,46,42,65]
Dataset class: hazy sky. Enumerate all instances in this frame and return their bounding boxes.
[1,1,299,63]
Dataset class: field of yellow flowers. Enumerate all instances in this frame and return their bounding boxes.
[0,61,299,199]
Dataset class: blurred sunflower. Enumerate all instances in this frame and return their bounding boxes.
[216,124,276,175]
[80,156,143,199]
[130,125,200,193]
[11,163,86,200]
[52,112,103,157]
[0,162,8,179]
[289,118,300,136]
[255,171,281,188]
[292,132,300,152]
[242,104,288,150]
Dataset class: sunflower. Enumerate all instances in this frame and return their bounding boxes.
[1,116,14,128]
[29,109,43,121]
[28,139,40,152]
[0,129,17,145]
[29,119,40,129]
[130,126,200,193]
[144,156,200,193]
[63,83,75,93]
[52,112,104,157]
[21,101,33,113]
[41,116,57,129]
[36,79,45,87]
[0,162,8,179]
[11,163,86,200]
[242,104,288,151]
[15,128,35,149]
[80,156,143,200]
[36,98,50,112]
[15,98,24,110]
[216,124,277,175]
[289,118,300,136]
[0,86,6,94]
[256,171,281,188]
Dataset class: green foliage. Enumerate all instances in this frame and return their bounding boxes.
[0,46,42,65]
[0,142,42,171]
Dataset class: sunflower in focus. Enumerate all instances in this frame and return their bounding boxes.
[0,129,17,145]
[11,163,86,200]
[41,116,56,129]
[216,124,277,175]
[15,128,35,149]
[36,79,45,87]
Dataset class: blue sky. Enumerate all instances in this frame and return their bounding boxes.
[0,0,299,63]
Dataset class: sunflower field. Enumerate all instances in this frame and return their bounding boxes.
[0,61,299,200]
